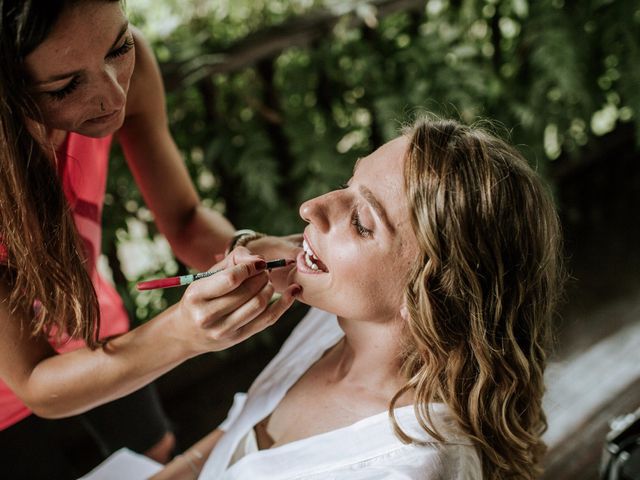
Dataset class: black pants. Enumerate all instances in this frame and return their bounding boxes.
[0,384,171,480]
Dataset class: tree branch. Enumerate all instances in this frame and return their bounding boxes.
[162,0,425,90]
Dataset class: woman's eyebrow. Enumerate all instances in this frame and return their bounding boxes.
[359,185,395,234]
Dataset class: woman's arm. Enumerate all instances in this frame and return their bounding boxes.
[117,29,303,272]
[110,26,301,350]
[117,28,234,271]
[150,429,225,480]
[0,285,189,418]
[0,251,300,418]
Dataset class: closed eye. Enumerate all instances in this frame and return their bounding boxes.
[351,210,373,238]
[339,182,372,237]
[46,76,81,101]
[43,36,133,102]
[107,36,134,59]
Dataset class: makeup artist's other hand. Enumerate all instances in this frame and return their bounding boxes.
[175,247,301,355]
[245,234,302,291]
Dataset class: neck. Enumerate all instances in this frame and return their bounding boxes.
[328,316,406,394]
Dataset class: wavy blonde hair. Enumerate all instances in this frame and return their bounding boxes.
[390,117,564,479]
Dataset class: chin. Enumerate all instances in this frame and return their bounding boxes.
[291,281,350,318]
[75,110,125,138]
[289,271,328,311]
[77,128,115,138]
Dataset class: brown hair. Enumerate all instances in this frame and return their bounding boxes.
[0,0,120,346]
[391,116,564,479]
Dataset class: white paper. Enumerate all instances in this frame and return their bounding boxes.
[78,448,163,480]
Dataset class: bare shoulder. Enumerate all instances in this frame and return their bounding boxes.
[123,27,166,121]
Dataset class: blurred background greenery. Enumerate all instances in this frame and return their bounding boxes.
[102,0,640,330]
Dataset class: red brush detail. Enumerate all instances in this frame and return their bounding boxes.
[136,277,181,291]
[135,258,293,291]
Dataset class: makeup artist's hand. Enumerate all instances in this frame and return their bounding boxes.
[175,247,301,354]
[245,234,302,291]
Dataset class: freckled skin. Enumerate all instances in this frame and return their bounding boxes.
[23,1,134,140]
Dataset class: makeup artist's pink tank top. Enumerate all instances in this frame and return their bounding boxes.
[0,132,130,430]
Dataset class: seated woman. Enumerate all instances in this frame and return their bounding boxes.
[153,116,564,480]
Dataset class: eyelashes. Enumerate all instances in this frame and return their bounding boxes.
[338,182,373,238]
[47,76,81,101]
[45,35,134,102]
[107,36,135,59]
[351,210,373,238]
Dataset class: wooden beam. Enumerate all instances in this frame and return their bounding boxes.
[161,0,425,90]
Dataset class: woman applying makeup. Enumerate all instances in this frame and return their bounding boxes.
[0,1,300,477]
[149,116,564,480]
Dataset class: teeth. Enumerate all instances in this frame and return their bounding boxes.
[305,251,319,270]
[303,239,322,271]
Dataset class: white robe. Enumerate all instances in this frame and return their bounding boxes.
[200,308,482,479]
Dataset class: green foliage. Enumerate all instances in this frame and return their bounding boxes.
[104,0,640,324]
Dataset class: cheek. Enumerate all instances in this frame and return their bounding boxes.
[336,274,402,321]
[307,252,405,320]
[351,254,411,314]
[118,54,135,92]
[36,99,83,131]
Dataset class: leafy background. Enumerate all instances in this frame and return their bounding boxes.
[102,0,640,329]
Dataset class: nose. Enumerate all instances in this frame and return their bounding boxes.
[299,190,343,232]
[299,194,329,231]
[95,66,126,111]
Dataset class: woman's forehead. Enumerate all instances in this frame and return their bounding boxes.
[24,2,127,82]
[353,135,409,175]
[353,135,412,228]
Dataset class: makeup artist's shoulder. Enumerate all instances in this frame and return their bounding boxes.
[123,27,164,119]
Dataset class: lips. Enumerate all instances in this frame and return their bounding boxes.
[86,109,120,124]
[302,237,329,272]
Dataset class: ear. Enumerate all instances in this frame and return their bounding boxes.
[400,303,409,322]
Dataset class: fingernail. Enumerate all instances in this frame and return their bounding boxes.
[255,260,267,271]
[291,285,302,297]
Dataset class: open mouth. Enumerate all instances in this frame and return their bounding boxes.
[302,238,329,272]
